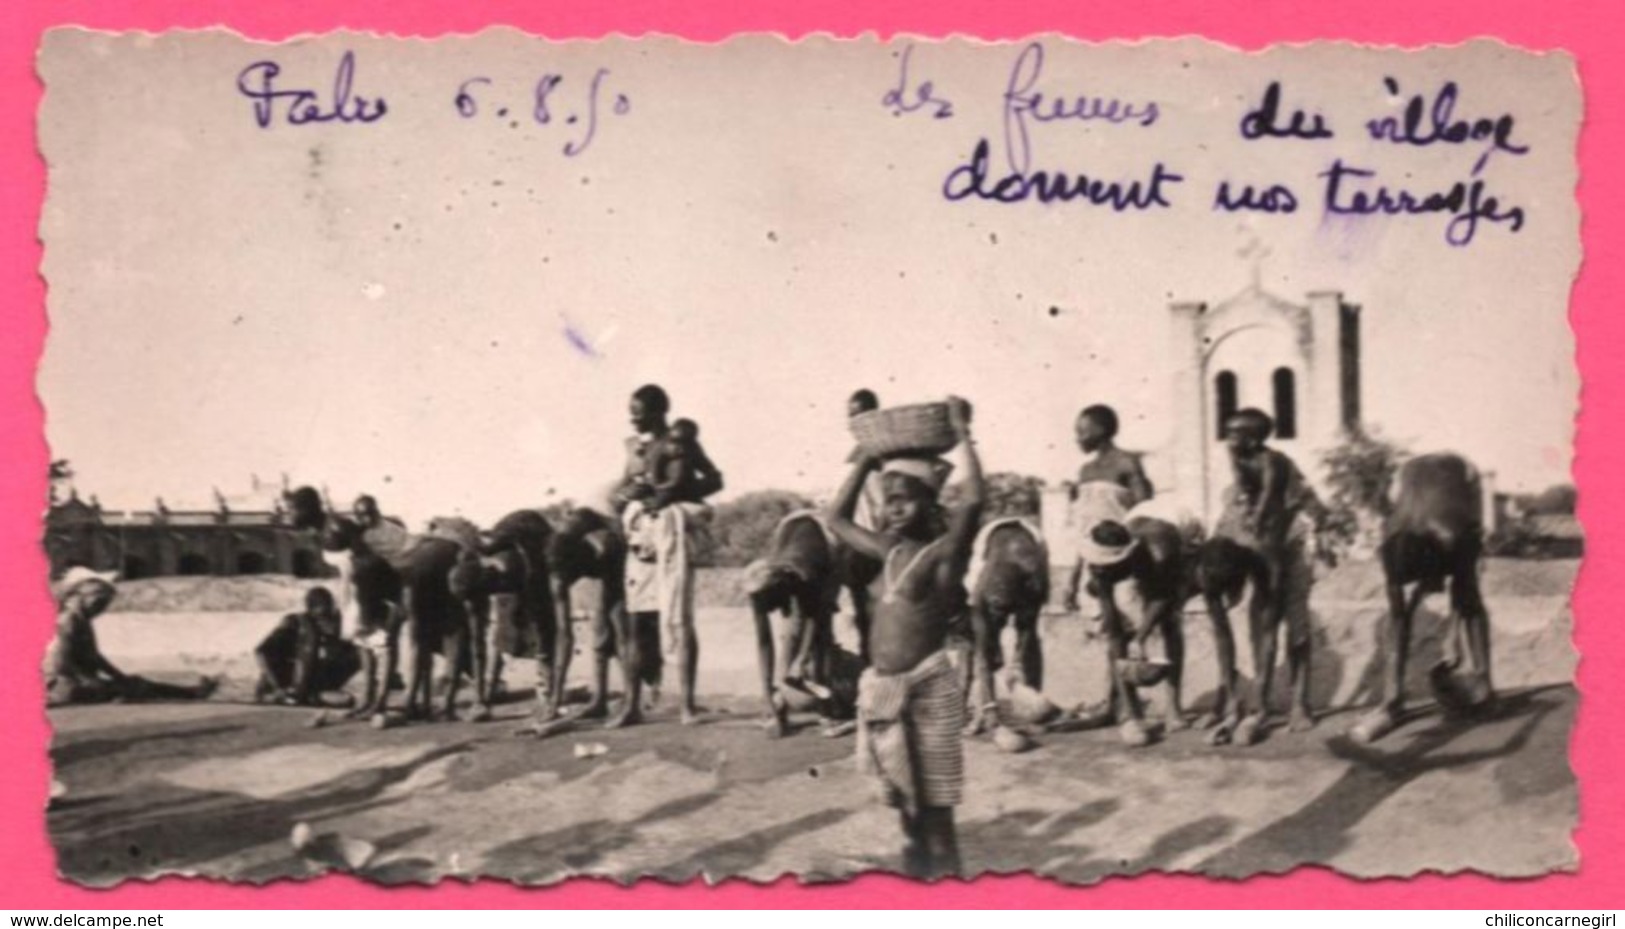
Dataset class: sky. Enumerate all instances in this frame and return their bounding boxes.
[37,31,1580,526]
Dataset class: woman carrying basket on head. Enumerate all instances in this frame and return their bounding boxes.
[827,396,983,880]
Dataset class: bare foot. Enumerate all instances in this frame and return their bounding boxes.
[821,719,857,738]
[463,704,493,724]
[1164,712,1193,732]
[791,679,834,701]
[1207,714,1240,746]
[679,706,703,726]
[1288,707,1316,733]
[763,713,789,739]
[1349,705,1401,745]
[1447,670,1496,715]
[516,716,575,739]
[1119,718,1153,748]
[606,707,644,729]
[1234,713,1265,746]
[1469,689,1501,718]
[963,709,993,737]
[1430,664,1473,714]
[1071,702,1116,730]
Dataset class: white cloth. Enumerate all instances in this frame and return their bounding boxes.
[778,509,839,550]
[362,518,417,566]
[1069,481,1135,566]
[51,566,118,603]
[1070,480,1135,529]
[622,500,714,654]
[964,516,1048,596]
[880,457,952,492]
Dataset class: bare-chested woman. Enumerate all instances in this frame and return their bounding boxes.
[612,383,720,727]
[827,396,983,880]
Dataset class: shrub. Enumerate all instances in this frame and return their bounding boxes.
[1524,484,1577,517]
[1318,429,1408,555]
[707,490,816,567]
[941,472,1045,519]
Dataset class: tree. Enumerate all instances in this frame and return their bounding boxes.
[1526,483,1577,516]
[48,459,74,505]
[1318,429,1408,554]
[941,472,1045,519]
[707,490,815,567]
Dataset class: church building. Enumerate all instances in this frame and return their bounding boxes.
[1041,281,1363,565]
[1166,285,1363,523]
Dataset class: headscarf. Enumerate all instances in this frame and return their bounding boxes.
[881,457,954,495]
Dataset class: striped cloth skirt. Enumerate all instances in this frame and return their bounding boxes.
[856,649,966,811]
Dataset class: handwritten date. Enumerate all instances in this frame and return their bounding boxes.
[456,68,631,157]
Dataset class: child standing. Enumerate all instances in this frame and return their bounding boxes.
[827,397,983,879]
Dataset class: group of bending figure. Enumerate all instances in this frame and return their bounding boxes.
[43,383,1496,880]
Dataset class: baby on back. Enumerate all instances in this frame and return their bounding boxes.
[644,417,724,508]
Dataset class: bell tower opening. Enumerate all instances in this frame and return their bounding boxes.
[1273,367,1298,439]
[1167,285,1361,524]
[1214,371,1238,440]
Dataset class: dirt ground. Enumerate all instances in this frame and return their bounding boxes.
[47,561,1579,887]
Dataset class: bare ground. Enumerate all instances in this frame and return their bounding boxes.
[46,560,1579,887]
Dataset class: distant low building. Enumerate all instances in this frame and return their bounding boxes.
[1489,492,1584,559]
[43,477,331,580]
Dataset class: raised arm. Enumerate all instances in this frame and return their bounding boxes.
[827,456,889,561]
[943,396,985,566]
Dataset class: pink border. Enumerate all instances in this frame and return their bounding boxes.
[1,0,1617,909]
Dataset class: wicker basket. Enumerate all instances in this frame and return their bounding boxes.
[849,403,959,458]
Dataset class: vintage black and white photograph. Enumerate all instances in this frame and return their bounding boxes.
[37,31,1580,886]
